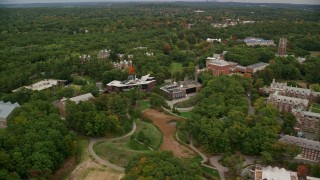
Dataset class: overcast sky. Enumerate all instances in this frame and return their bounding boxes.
[1,0,320,4]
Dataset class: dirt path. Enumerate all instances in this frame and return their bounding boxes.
[142,109,194,158]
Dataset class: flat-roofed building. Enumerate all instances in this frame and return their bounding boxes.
[244,37,275,46]
[160,80,201,101]
[13,79,66,92]
[279,135,320,162]
[246,62,269,73]
[55,93,95,117]
[0,101,20,128]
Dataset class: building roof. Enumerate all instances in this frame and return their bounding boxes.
[269,92,309,107]
[0,101,20,119]
[285,86,311,95]
[69,93,94,104]
[303,111,320,118]
[207,59,229,66]
[261,166,294,180]
[13,79,65,92]
[279,135,320,151]
[61,93,94,105]
[247,62,269,69]
[107,74,155,87]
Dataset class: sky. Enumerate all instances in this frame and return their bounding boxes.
[1,0,320,4]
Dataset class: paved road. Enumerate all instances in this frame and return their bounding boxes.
[88,121,137,172]
[247,90,255,115]
[189,136,208,164]
[166,93,197,112]
[209,155,228,180]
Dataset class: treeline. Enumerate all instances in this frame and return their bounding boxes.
[255,56,320,87]
[66,92,137,136]
[1,4,320,93]
[188,75,301,161]
[124,151,202,180]
[0,100,75,179]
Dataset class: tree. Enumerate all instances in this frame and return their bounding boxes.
[123,151,202,180]
[297,165,308,179]
[282,113,297,135]
[222,154,245,176]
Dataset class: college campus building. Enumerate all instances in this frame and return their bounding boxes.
[292,110,320,133]
[13,79,66,92]
[0,101,20,128]
[160,80,201,101]
[265,79,320,134]
[244,37,275,46]
[106,74,156,93]
[55,93,94,117]
[254,165,298,180]
[112,60,133,70]
[279,135,320,162]
[206,53,269,77]
[267,92,309,113]
[97,49,111,59]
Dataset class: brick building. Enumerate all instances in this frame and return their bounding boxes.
[160,80,201,101]
[267,92,309,113]
[279,135,320,162]
[292,110,320,133]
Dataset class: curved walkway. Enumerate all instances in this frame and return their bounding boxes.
[88,121,137,172]
[209,155,228,180]
[166,93,196,112]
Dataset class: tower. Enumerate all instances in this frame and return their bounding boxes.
[195,66,199,85]
[278,37,287,56]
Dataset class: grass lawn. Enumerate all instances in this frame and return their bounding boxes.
[169,62,183,76]
[93,119,161,167]
[180,112,192,119]
[312,103,320,113]
[202,166,221,180]
[135,119,162,149]
[174,95,199,108]
[93,141,149,167]
[310,51,320,57]
[140,100,150,111]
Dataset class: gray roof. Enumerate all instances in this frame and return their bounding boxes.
[279,135,320,151]
[303,111,320,118]
[61,93,94,105]
[246,62,269,69]
[0,101,20,119]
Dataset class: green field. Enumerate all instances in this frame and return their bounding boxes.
[202,166,221,180]
[135,119,162,149]
[180,112,192,119]
[140,100,151,111]
[312,103,320,113]
[169,62,183,76]
[93,119,162,167]
[310,51,320,57]
[174,95,199,108]
[93,140,149,167]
